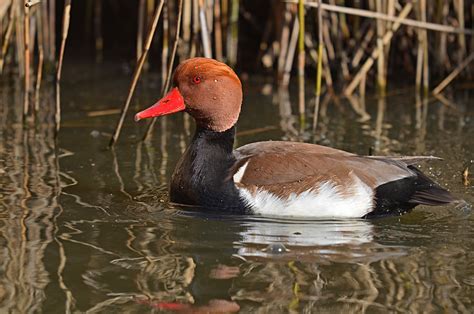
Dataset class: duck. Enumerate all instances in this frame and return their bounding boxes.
[135,57,455,218]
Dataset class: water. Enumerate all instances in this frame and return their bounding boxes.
[1,62,473,312]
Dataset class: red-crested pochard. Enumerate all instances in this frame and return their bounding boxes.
[135,57,455,218]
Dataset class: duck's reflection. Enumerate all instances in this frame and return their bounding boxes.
[236,218,375,259]
[69,212,387,312]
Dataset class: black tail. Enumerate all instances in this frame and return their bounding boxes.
[366,166,455,218]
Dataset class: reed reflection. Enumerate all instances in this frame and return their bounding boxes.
[0,84,64,312]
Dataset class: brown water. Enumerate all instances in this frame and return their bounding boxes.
[1,63,473,313]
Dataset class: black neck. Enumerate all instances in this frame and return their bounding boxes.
[192,125,236,154]
[170,126,248,213]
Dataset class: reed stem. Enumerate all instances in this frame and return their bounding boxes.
[0,0,15,74]
[228,0,238,66]
[15,1,25,76]
[182,0,191,57]
[94,0,102,63]
[55,0,71,136]
[34,4,44,110]
[143,0,184,141]
[286,0,474,36]
[190,0,199,57]
[456,0,466,62]
[312,0,323,131]
[351,27,374,68]
[199,0,212,58]
[137,0,145,61]
[432,52,474,95]
[282,12,299,87]
[375,0,386,95]
[415,22,423,92]
[40,0,48,62]
[25,0,41,8]
[24,0,31,118]
[421,0,429,96]
[344,3,413,96]
[297,0,305,127]
[48,0,55,61]
[277,7,291,80]
[109,0,165,147]
[161,1,169,84]
[214,0,223,61]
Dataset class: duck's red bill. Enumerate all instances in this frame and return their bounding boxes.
[134,87,185,121]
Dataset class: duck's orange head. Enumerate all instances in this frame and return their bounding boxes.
[135,57,243,132]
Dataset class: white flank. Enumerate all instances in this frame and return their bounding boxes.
[238,175,374,218]
[233,161,249,183]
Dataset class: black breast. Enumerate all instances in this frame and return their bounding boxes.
[169,126,250,214]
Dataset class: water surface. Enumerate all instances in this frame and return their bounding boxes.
[1,63,473,312]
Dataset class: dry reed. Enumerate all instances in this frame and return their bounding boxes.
[48,0,55,61]
[375,0,386,95]
[94,0,103,63]
[199,0,211,58]
[137,0,145,62]
[297,0,305,126]
[23,0,30,118]
[287,1,474,35]
[214,0,223,61]
[312,0,323,131]
[433,52,474,94]
[24,0,40,8]
[143,0,184,141]
[109,0,165,147]
[0,0,15,74]
[227,0,238,66]
[0,0,472,141]
[34,3,44,110]
[54,0,71,136]
[344,3,413,96]
[420,0,429,95]
[282,14,298,87]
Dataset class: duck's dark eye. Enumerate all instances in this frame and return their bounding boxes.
[192,76,201,84]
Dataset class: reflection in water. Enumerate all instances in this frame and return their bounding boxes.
[415,94,428,154]
[49,212,473,313]
[236,219,375,258]
[1,83,62,312]
[346,93,371,122]
[1,74,473,312]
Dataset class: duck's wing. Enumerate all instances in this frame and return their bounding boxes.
[368,155,442,165]
[231,141,454,217]
[232,141,413,188]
